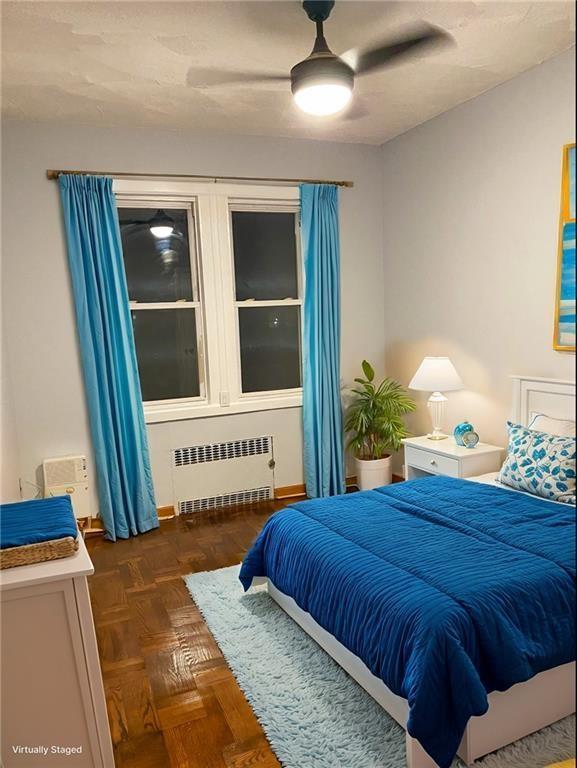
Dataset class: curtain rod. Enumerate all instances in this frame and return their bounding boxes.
[45,169,354,188]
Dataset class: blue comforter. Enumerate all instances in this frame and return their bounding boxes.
[0,496,77,548]
[239,476,576,768]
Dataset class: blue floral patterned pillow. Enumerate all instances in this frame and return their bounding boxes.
[498,422,576,504]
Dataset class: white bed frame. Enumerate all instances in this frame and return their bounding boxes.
[252,376,576,767]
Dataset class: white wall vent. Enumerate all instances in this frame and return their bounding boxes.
[173,437,271,467]
[178,487,272,515]
[43,455,90,520]
[172,436,274,514]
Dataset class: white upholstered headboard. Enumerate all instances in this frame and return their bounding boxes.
[511,376,576,427]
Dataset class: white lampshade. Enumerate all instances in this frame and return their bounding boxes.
[409,357,463,392]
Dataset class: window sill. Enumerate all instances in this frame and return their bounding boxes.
[143,394,303,424]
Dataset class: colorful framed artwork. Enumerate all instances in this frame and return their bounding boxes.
[554,143,576,352]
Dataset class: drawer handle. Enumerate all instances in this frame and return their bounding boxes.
[430,459,437,466]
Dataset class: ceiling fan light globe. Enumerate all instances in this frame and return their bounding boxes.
[150,225,174,239]
[149,209,175,239]
[290,53,354,116]
[293,82,352,116]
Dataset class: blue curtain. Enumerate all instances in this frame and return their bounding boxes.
[300,184,345,497]
[59,175,158,541]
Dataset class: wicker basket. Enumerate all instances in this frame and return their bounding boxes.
[0,536,79,570]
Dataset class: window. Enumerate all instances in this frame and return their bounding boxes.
[118,204,205,406]
[231,209,302,395]
[115,182,302,422]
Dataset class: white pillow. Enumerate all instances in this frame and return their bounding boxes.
[528,412,576,438]
[499,421,576,505]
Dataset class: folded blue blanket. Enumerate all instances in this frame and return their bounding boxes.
[240,476,576,768]
[0,496,77,549]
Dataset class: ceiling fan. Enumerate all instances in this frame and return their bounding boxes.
[120,210,176,239]
[188,1,451,117]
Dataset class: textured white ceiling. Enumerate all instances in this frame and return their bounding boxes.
[1,1,575,145]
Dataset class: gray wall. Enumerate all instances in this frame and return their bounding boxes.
[1,123,384,507]
[381,48,576,465]
[1,341,20,502]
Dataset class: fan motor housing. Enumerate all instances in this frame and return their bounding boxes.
[302,1,335,23]
[290,54,354,95]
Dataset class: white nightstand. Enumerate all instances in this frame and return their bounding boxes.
[402,436,503,480]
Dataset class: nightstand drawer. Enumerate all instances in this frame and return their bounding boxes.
[404,446,460,478]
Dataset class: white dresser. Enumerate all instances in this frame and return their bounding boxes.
[0,538,114,767]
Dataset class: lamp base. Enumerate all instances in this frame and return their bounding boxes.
[427,392,448,440]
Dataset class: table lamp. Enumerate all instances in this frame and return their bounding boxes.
[409,356,463,440]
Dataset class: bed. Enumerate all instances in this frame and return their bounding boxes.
[240,376,576,768]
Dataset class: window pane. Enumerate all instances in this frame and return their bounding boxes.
[238,306,301,393]
[119,208,194,303]
[232,211,298,300]
[132,309,200,401]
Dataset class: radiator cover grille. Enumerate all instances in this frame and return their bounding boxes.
[173,436,271,467]
[179,486,272,515]
[172,435,274,515]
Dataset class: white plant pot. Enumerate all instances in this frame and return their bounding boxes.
[355,455,392,491]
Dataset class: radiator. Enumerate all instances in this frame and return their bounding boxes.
[172,436,275,514]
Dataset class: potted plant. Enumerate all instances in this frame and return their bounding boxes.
[345,361,416,490]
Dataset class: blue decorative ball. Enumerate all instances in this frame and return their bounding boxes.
[454,421,474,446]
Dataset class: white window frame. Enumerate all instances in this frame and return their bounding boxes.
[114,179,302,423]
[117,199,207,413]
[229,200,303,403]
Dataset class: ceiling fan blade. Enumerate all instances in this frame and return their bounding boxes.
[186,68,289,88]
[343,25,451,76]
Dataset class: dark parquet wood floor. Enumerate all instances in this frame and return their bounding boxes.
[86,501,287,768]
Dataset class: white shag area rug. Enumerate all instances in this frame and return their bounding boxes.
[184,565,574,768]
